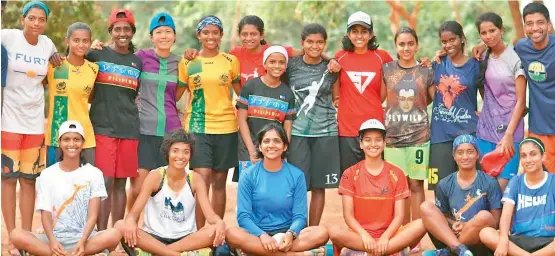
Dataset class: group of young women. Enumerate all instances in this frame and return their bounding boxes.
[2,0,555,255]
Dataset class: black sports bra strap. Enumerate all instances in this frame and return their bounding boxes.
[150,168,167,197]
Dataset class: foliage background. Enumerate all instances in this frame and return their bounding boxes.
[2,1,518,60]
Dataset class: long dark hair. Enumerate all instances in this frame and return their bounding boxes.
[475,12,504,89]
[342,26,379,52]
[238,15,267,45]
[65,22,92,56]
[108,12,136,53]
[255,123,289,159]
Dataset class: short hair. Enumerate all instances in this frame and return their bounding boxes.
[160,129,196,162]
[523,2,550,22]
[255,123,289,159]
[301,23,328,41]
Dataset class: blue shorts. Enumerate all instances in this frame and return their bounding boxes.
[477,137,520,180]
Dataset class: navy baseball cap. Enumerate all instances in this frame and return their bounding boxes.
[149,12,175,34]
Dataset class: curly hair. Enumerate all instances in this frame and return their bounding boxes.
[160,129,196,162]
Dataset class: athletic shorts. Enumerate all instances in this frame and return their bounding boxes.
[428,141,457,191]
[35,231,98,251]
[46,146,95,167]
[477,137,520,180]
[509,235,554,253]
[95,134,138,178]
[146,231,188,245]
[1,131,45,179]
[288,136,340,190]
[339,136,363,175]
[529,132,555,173]
[385,142,430,180]
[138,134,167,170]
[264,227,290,237]
[190,133,238,171]
[232,135,252,182]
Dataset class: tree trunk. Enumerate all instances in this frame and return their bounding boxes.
[229,0,241,50]
[509,0,525,45]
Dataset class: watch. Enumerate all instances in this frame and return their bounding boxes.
[286,229,298,239]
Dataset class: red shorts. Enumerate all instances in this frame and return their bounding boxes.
[95,134,138,178]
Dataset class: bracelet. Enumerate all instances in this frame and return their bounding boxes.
[286,229,298,239]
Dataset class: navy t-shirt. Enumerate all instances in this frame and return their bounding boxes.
[436,170,502,222]
[515,35,555,135]
[431,57,480,143]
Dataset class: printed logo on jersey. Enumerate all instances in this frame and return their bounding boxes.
[517,194,547,211]
[433,74,472,124]
[528,61,547,82]
[95,61,140,90]
[239,95,289,122]
[347,71,376,94]
[452,189,486,221]
[241,68,259,82]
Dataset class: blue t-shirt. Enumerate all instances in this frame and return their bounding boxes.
[436,170,502,222]
[431,57,480,143]
[1,45,7,87]
[237,160,307,236]
[514,35,555,135]
[502,172,555,237]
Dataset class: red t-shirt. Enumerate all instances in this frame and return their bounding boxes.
[335,49,393,137]
[229,45,294,86]
[338,161,409,238]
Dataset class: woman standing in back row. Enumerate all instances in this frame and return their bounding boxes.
[1,1,57,255]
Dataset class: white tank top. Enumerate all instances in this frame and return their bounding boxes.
[142,167,197,239]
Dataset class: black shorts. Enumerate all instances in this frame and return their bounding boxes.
[190,132,238,171]
[509,235,554,253]
[138,134,167,170]
[428,232,493,255]
[288,136,340,190]
[339,136,363,175]
[147,231,188,245]
[428,141,457,191]
[265,227,290,237]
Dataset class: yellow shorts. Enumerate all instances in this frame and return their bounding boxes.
[1,131,46,179]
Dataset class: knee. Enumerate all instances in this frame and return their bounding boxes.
[307,226,329,245]
[113,220,126,233]
[478,227,497,244]
[472,210,496,228]
[327,226,342,243]
[212,173,227,190]
[225,227,244,246]
[419,201,436,216]
[9,228,26,247]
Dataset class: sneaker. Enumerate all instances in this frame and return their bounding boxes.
[339,248,366,256]
[453,245,473,256]
[214,243,230,256]
[410,243,421,253]
[398,247,410,256]
[422,248,450,256]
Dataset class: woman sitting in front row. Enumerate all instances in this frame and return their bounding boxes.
[226,123,329,256]
[115,129,225,256]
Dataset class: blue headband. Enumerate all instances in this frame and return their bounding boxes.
[196,16,223,33]
[22,1,50,17]
[453,134,479,153]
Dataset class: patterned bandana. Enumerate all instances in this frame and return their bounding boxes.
[453,134,479,154]
[196,15,223,33]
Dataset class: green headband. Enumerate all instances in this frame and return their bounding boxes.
[520,138,545,154]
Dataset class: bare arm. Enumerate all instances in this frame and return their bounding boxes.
[126,172,159,223]
[41,211,57,242]
[175,86,187,102]
[232,81,241,96]
[332,79,340,108]
[238,109,256,157]
[504,76,527,141]
[380,78,387,103]
[193,172,223,225]
[497,203,514,248]
[427,85,436,105]
[490,208,501,228]
[80,197,100,243]
[380,199,405,239]
[283,120,292,142]
[342,195,368,235]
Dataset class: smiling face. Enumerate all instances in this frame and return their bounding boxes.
[519,142,544,173]
[259,129,287,160]
[395,32,418,62]
[453,143,478,170]
[151,26,175,51]
[263,53,286,78]
[110,21,134,49]
[479,21,503,49]
[524,12,551,45]
[239,24,263,50]
[348,24,372,49]
[168,142,191,169]
[67,29,91,58]
[21,7,47,37]
[440,31,463,57]
[359,130,385,158]
[59,132,84,159]
[301,33,326,59]
[197,25,222,51]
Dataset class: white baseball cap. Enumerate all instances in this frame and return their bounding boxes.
[263,45,289,66]
[58,120,85,140]
[347,11,372,29]
[359,119,385,136]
